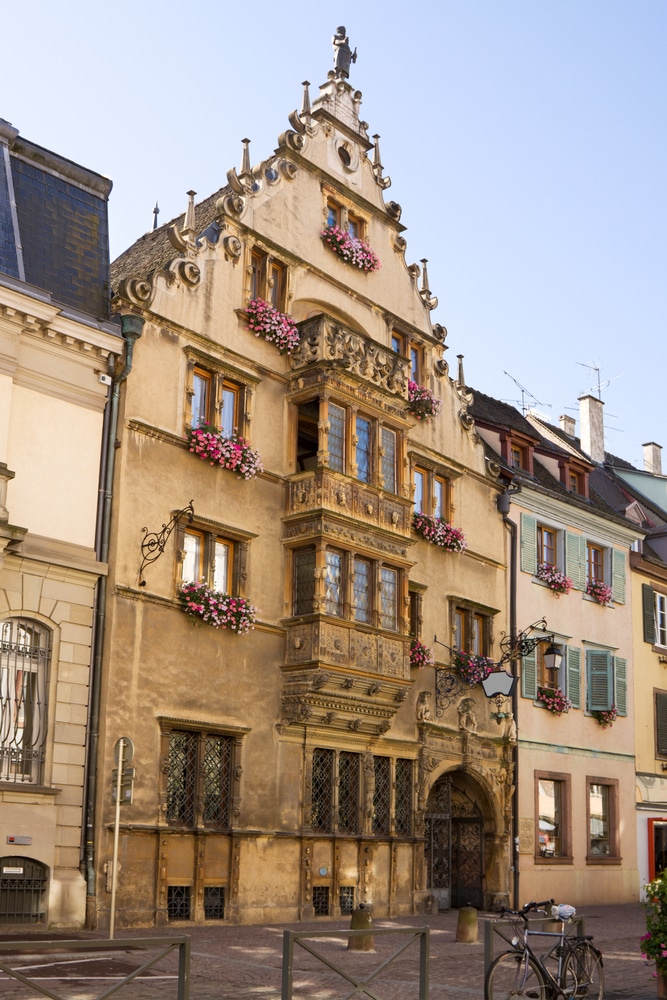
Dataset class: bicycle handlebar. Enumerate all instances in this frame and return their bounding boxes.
[499,898,555,919]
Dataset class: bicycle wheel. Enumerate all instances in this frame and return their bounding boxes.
[485,950,550,999]
[563,940,604,1000]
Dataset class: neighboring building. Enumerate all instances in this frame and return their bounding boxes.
[0,119,121,925]
[470,391,642,905]
[97,49,515,929]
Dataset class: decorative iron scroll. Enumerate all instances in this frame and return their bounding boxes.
[139,502,194,586]
[435,668,467,717]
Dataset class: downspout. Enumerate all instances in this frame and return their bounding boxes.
[84,314,144,926]
[497,486,520,909]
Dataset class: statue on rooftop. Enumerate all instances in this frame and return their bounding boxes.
[333,26,357,79]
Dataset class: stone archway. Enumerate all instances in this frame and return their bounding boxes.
[424,771,489,910]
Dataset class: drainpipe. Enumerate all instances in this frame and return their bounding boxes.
[84,314,144,926]
[496,486,520,909]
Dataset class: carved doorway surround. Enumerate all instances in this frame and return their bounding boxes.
[424,774,484,910]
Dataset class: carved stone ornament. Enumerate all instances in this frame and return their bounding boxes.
[417,691,432,722]
[311,670,331,690]
[223,235,243,260]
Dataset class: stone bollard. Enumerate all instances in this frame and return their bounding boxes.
[348,903,375,951]
[455,905,479,943]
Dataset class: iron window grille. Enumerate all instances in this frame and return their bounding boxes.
[165,730,233,830]
[395,759,414,836]
[372,756,391,835]
[339,886,355,915]
[167,885,191,921]
[313,885,330,916]
[203,886,225,920]
[0,619,51,784]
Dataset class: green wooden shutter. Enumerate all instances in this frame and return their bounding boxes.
[520,513,537,575]
[656,692,667,756]
[565,532,586,591]
[521,647,537,701]
[567,647,581,709]
[643,584,656,643]
[614,656,627,717]
[612,549,626,605]
[586,649,612,711]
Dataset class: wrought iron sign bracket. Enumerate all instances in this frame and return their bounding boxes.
[138,501,194,587]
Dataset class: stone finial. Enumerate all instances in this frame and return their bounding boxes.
[183,191,197,240]
[420,259,431,298]
[301,81,311,118]
[240,138,251,177]
[457,354,466,388]
[152,201,160,231]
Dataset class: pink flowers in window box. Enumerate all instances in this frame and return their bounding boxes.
[451,649,495,686]
[593,704,618,728]
[187,424,263,480]
[412,512,466,552]
[246,298,300,355]
[410,638,434,670]
[407,381,442,421]
[321,224,381,272]
[586,579,614,607]
[179,582,257,634]
[536,685,572,716]
[536,563,573,596]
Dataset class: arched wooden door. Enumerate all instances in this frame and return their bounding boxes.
[425,775,484,909]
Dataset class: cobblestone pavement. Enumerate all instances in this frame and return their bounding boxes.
[0,903,658,998]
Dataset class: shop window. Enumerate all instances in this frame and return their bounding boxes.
[586,778,619,861]
[0,619,50,784]
[534,771,572,861]
[163,728,234,831]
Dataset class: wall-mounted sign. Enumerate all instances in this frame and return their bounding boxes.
[7,835,32,845]
[2,867,23,875]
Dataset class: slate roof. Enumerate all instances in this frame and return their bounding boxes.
[469,389,541,439]
[110,186,228,291]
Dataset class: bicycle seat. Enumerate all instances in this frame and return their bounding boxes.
[551,903,576,921]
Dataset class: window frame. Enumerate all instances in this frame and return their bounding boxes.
[586,542,605,585]
[585,776,620,863]
[185,352,257,440]
[534,770,572,863]
[412,463,450,519]
[323,194,368,242]
[537,524,558,568]
[176,517,252,597]
[159,719,247,832]
[248,246,288,311]
[310,749,413,838]
[451,603,493,657]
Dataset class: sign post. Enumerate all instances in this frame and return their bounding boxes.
[109,737,134,939]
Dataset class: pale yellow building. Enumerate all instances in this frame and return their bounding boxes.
[97,52,515,928]
[0,119,121,925]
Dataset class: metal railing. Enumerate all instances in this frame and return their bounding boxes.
[282,926,429,1000]
[0,935,190,1000]
[484,912,586,973]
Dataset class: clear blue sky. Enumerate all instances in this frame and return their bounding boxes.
[5,1,665,467]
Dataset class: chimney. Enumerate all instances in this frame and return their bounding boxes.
[579,395,605,464]
[643,442,663,475]
[559,414,576,437]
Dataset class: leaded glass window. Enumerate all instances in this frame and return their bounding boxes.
[395,759,413,836]
[166,731,197,826]
[373,756,391,835]
[356,416,372,483]
[380,567,398,631]
[338,751,360,833]
[328,403,346,473]
[381,427,396,493]
[312,748,334,832]
[324,550,344,616]
[293,547,316,615]
[353,558,371,623]
[0,619,50,784]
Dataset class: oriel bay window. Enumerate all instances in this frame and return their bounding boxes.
[294,396,403,493]
[290,544,406,632]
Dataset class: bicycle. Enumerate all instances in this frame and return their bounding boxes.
[484,898,604,999]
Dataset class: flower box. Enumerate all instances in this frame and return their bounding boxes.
[586,579,614,607]
[407,381,441,421]
[536,685,571,716]
[187,425,263,480]
[410,638,434,670]
[412,512,466,552]
[321,224,381,272]
[536,563,573,596]
[592,705,618,728]
[451,649,494,686]
[179,582,257,634]
[246,298,300,355]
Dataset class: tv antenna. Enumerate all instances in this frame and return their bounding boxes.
[503,371,548,416]
[576,361,624,400]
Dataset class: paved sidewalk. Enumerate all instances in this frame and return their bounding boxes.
[0,903,658,998]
